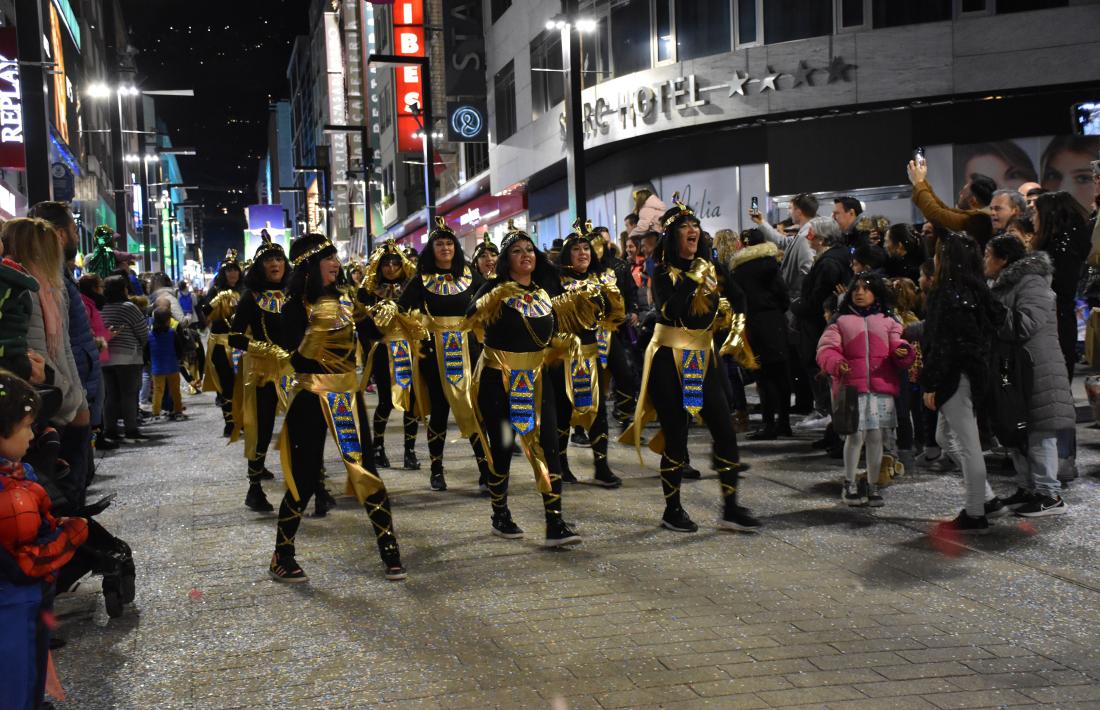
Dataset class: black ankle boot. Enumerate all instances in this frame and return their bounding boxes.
[560,460,578,483]
[314,486,337,517]
[544,518,582,547]
[429,461,447,491]
[245,483,275,512]
[374,444,391,469]
[403,448,420,470]
[491,509,524,538]
[661,506,698,533]
[593,461,622,488]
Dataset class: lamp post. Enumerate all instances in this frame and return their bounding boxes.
[323,124,372,254]
[547,4,596,223]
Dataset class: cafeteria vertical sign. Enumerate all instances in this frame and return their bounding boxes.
[0,28,25,170]
[394,0,425,153]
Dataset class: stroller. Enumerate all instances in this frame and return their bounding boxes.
[23,387,136,617]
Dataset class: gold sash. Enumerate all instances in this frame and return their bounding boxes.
[562,339,601,429]
[230,341,293,459]
[421,313,478,437]
[470,346,552,493]
[619,323,716,461]
[202,333,230,394]
[276,372,383,505]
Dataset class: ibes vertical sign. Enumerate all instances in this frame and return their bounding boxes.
[394,0,425,153]
[0,29,25,170]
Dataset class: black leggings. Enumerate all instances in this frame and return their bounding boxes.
[1056,297,1077,379]
[647,348,744,515]
[274,390,398,563]
[211,343,235,423]
[370,347,419,451]
[606,332,637,417]
[757,360,791,429]
[420,346,489,474]
[247,382,279,480]
[550,362,610,471]
[476,367,564,522]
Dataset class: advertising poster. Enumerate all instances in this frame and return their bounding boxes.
[245,204,289,257]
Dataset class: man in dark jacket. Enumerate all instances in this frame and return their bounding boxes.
[832,196,869,251]
[28,201,104,491]
[792,216,853,427]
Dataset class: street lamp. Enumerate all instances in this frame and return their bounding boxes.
[546,4,597,222]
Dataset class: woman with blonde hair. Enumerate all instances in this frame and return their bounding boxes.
[1,218,86,425]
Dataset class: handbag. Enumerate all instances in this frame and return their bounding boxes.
[988,339,1031,450]
[832,384,860,435]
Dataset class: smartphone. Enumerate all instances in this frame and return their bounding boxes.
[750,196,759,212]
[914,147,926,167]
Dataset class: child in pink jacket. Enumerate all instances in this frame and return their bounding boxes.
[817,274,915,507]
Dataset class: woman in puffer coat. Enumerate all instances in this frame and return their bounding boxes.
[984,235,1073,518]
[817,273,915,508]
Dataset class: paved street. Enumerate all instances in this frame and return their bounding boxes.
[52,385,1100,710]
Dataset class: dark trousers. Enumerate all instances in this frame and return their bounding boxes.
[370,347,419,452]
[58,424,90,509]
[247,382,278,480]
[102,363,142,436]
[606,332,637,418]
[550,363,610,471]
[1056,297,1077,379]
[757,360,791,429]
[476,367,564,522]
[420,347,488,473]
[647,348,743,515]
[211,344,235,423]
[274,390,398,563]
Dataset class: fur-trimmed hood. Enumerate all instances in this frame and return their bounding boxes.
[730,241,779,269]
[992,250,1053,292]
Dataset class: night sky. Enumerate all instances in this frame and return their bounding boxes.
[120,0,308,266]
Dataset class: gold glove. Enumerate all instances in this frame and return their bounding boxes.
[247,339,291,362]
[719,312,760,370]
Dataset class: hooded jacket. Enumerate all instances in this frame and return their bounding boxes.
[990,251,1075,433]
[817,311,916,397]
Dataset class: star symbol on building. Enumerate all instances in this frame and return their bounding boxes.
[759,67,783,92]
[826,56,855,83]
[791,60,815,88]
[729,70,750,97]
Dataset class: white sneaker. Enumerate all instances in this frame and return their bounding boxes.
[794,412,831,430]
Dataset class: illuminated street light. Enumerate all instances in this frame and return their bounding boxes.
[575,18,597,32]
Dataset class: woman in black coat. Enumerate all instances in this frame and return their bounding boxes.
[731,228,790,439]
[1032,191,1091,379]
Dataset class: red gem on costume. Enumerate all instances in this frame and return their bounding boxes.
[444,274,453,282]
[523,294,533,303]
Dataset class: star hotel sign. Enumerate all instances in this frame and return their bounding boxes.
[560,57,855,142]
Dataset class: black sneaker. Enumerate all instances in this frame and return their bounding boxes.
[570,428,590,447]
[1015,494,1067,518]
[1001,487,1034,510]
[384,562,407,581]
[124,430,149,442]
[560,465,578,484]
[257,469,276,481]
[544,519,582,547]
[168,412,188,422]
[491,511,524,539]
[717,506,761,532]
[747,428,777,441]
[866,489,885,508]
[681,464,702,480]
[95,435,119,451]
[944,510,990,534]
[245,484,275,512]
[661,507,698,533]
[984,497,1010,519]
[269,553,309,583]
[841,481,865,507]
[429,468,447,491]
[403,449,420,470]
[776,422,793,437]
[593,466,622,488]
[222,421,233,438]
[313,487,336,517]
[374,446,391,469]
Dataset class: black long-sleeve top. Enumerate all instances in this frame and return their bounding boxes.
[280,287,368,374]
[397,266,477,318]
[355,277,408,343]
[605,256,638,315]
[467,278,557,354]
[652,257,739,330]
[228,284,285,351]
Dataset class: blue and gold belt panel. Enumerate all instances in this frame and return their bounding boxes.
[681,349,706,416]
[508,369,537,435]
[442,331,465,384]
[325,392,363,465]
[389,339,413,390]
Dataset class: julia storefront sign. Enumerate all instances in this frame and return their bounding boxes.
[559,57,856,143]
[0,28,25,170]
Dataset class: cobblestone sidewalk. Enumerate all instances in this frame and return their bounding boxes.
[51,391,1100,709]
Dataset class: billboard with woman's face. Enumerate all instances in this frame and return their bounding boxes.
[954,136,1099,212]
